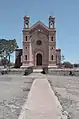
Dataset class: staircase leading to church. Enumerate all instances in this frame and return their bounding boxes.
[33,68,43,73]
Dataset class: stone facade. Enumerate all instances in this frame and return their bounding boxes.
[21,15,61,68]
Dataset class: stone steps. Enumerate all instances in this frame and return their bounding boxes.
[33,69,43,73]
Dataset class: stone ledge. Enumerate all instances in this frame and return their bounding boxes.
[48,68,79,76]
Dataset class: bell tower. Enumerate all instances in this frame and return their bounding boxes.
[48,16,57,67]
[49,16,55,28]
[24,15,30,28]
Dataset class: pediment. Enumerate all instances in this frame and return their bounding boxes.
[30,21,49,33]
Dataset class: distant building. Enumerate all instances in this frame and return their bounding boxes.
[15,16,61,68]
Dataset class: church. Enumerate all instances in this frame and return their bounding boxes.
[15,15,61,68]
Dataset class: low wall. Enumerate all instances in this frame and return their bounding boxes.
[8,69,25,75]
[48,68,79,76]
[0,67,33,75]
[1,67,79,76]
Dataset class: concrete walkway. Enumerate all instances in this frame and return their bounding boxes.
[19,78,61,119]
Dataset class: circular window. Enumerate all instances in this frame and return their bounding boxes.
[36,40,42,45]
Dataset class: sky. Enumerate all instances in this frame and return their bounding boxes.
[0,0,79,63]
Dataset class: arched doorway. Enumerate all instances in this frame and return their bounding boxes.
[36,53,42,66]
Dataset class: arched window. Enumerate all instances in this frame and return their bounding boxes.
[51,36,53,41]
[36,40,42,45]
[25,55,27,60]
[26,36,27,41]
[52,47,53,49]
[51,55,53,60]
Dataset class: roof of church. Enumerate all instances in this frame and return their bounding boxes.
[30,21,49,31]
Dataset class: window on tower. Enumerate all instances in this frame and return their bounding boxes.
[51,55,53,60]
[52,47,53,49]
[26,36,27,41]
[25,55,27,60]
[51,36,53,41]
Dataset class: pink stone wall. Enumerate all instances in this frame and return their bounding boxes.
[31,31,49,67]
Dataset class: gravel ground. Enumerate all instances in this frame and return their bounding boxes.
[47,75,79,119]
[0,75,33,119]
[0,73,79,119]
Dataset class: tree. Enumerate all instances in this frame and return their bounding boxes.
[74,63,79,68]
[0,39,19,67]
[1,58,9,68]
[61,55,65,63]
[62,61,73,68]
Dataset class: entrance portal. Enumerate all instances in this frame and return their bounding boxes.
[36,53,42,66]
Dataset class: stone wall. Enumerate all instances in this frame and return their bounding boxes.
[0,67,33,75]
[48,69,79,76]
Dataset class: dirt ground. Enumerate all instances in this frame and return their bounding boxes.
[0,73,79,119]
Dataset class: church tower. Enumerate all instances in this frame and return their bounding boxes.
[48,16,56,67]
[22,15,33,67]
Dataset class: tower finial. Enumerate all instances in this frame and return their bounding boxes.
[24,15,30,28]
[49,16,55,28]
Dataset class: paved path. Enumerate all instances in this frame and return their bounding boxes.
[19,79,61,119]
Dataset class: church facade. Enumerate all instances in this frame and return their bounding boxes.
[15,16,61,68]
[21,15,61,68]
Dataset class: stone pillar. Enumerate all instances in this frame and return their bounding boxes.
[29,42,33,66]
